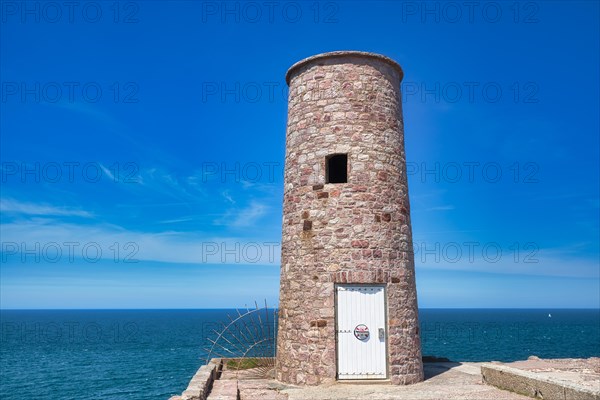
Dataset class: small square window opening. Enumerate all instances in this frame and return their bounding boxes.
[326,154,348,183]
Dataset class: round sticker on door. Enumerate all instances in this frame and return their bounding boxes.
[354,324,370,341]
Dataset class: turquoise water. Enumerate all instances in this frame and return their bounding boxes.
[1,309,598,399]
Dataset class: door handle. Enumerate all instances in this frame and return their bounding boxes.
[379,328,385,339]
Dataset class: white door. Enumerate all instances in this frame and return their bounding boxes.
[336,285,387,379]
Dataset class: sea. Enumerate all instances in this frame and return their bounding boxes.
[1,309,598,399]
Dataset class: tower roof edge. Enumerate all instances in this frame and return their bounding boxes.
[285,51,404,85]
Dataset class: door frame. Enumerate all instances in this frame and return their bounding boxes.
[334,283,389,380]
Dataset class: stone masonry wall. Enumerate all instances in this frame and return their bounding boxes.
[275,52,423,386]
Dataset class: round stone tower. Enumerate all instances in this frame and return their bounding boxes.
[276,51,423,386]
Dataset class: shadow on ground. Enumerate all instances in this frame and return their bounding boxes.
[423,360,462,380]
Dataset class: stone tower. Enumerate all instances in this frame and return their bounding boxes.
[276,51,423,386]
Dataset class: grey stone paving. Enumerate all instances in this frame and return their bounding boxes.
[172,358,600,399]
[235,362,531,399]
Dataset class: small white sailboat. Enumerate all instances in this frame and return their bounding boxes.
[548,313,552,318]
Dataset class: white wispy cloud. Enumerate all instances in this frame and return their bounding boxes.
[212,200,271,228]
[0,197,279,265]
[157,216,198,224]
[0,198,93,218]
[414,241,599,279]
[232,202,269,226]
[0,218,281,265]
[99,163,116,181]
[222,190,235,204]
[133,167,206,203]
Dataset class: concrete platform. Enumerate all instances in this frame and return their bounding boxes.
[482,357,600,400]
[228,361,530,400]
[170,357,600,400]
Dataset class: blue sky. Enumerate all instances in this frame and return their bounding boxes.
[1,1,598,309]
